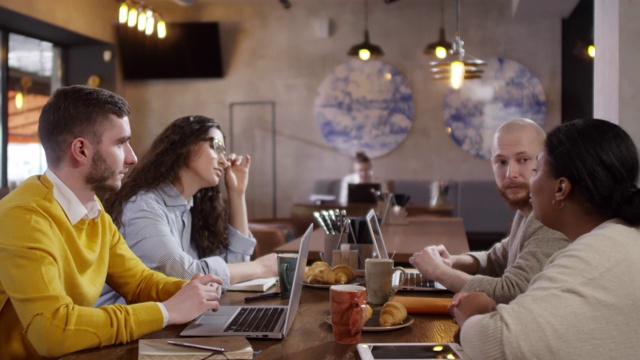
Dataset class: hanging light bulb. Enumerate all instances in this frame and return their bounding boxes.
[119,2,129,24]
[450,61,465,89]
[157,19,167,39]
[15,91,24,110]
[145,9,155,35]
[127,6,138,27]
[588,44,595,58]
[429,0,485,89]
[425,0,452,59]
[137,7,147,32]
[347,0,384,61]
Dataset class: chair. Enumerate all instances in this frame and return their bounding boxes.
[249,224,288,259]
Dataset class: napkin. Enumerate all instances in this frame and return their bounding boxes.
[391,296,452,315]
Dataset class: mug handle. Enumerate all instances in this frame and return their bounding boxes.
[390,267,407,297]
[279,263,291,289]
[349,297,368,336]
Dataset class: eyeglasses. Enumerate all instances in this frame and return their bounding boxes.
[203,136,227,160]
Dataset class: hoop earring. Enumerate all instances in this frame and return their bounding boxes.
[552,199,565,209]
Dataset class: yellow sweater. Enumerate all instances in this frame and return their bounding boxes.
[0,175,186,359]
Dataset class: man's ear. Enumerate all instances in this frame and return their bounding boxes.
[70,138,91,164]
[555,177,572,201]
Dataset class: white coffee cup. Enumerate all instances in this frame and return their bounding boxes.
[364,258,406,305]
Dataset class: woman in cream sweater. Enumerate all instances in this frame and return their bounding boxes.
[452,119,640,359]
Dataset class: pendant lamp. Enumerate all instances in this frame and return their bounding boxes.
[429,0,485,89]
[348,0,384,61]
[424,0,452,59]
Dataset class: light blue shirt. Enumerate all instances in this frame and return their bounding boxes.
[96,182,255,306]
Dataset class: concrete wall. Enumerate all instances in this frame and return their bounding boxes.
[1,0,563,217]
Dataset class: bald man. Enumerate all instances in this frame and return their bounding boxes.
[410,118,569,304]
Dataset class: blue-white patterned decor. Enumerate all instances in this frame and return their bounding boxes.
[444,57,546,159]
[314,60,414,158]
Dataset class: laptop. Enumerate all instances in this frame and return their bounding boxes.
[180,224,314,339]
[348,183,381,204]
[364,209,447,292]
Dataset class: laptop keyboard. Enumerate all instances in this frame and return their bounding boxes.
[224,307,285,333]
[403,272,436,288]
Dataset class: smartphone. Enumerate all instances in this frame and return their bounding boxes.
[357,343,470,360]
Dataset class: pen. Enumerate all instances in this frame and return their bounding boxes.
[166,340,226,352]
[244,292,281,302]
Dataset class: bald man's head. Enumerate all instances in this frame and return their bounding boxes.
[491,118,546,213]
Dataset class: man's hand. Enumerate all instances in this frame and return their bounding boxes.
[448,291,497,327]
[162,273,223,326]
[409,245,451,280]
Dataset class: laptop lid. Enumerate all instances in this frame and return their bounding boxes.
[348,183,381,204]
[365,209,389,259]
[180,224,314,339]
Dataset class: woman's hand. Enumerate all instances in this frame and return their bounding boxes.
[448,291,497,328]
[225,154,250,195]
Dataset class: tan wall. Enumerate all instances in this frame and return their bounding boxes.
[2,0,563,217]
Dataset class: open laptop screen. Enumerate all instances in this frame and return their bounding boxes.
[348,183,381,204]
[365,209,389,259]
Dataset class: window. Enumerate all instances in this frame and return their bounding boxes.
[7,33,61,189]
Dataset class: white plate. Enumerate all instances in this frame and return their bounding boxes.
[303,277,364,289]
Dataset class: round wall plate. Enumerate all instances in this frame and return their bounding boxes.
[443,57,547,159]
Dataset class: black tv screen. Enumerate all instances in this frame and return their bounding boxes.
[116,22,223,79]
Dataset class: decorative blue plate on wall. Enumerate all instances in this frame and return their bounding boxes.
[444,57,546,159]
[314,60,414,158]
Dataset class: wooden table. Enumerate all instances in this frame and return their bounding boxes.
[63,287,459,359]
[276,216,469,264]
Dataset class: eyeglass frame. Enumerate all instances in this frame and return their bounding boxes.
[202,136,227,160]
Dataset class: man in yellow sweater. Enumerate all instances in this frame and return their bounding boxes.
[0,85,224,359]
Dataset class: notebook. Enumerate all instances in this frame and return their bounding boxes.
[180,224,313,339]
[364,209,446,292]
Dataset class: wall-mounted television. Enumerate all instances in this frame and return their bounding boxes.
[116,22,223,80]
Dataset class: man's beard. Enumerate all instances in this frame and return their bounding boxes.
[86,150,119,194]
[496,181,532,210]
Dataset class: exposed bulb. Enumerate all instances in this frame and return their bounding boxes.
[137,10,147,32]
[435,46,448,59]
[450,60,465,89]
[588,45,595,58]
[157,21,167,39]
[119,3,129,24]
[358,49,371,61]
[145,11,155,35]
[127,8,138,27]
[15,91,24,110]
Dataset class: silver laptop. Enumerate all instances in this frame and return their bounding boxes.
[364,210,447,292]
[180,224,313,339]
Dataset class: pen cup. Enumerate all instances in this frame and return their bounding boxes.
[323,233,342,266]
[277,253,298,299]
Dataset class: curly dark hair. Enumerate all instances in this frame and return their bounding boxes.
[545,118,640,226]
[102,115,229,257]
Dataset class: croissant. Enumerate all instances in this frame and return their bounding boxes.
[332,264,356,284]
[304,261,331,282]
[379,301,408,326]
[365,304,373,321]
[307,266,336,284]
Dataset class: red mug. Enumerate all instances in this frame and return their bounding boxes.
[330,284,368,344]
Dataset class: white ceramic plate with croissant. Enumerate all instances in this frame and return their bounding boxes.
[324,311,415,332]
[304,277,365,289]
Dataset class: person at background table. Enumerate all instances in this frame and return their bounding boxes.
[453,118,640,359]
[0,86,222,359]
[410,118,568,304]
[338,151,389,206]
[96,115,277,306]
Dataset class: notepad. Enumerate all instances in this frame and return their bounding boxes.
[227,277,278,292]
[139,336,253,359]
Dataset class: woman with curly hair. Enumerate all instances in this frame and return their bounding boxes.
[96,115,276,306]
